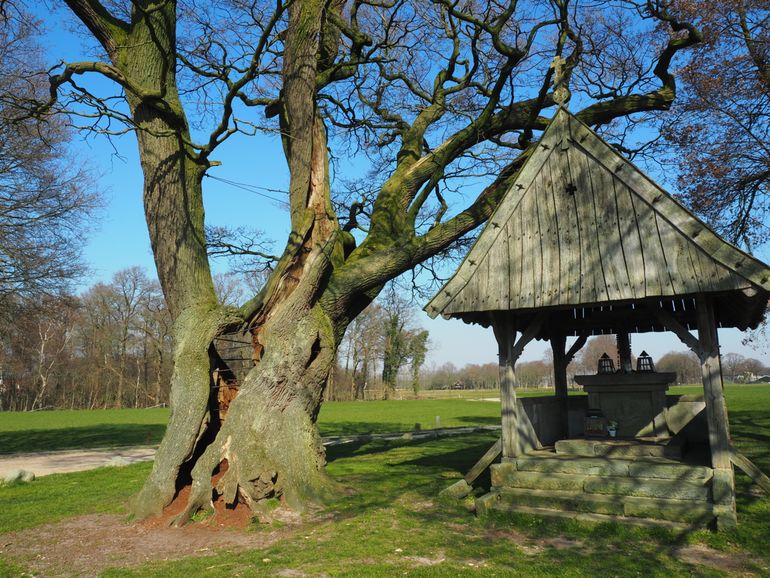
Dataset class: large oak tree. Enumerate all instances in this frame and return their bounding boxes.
[47,0,700,522]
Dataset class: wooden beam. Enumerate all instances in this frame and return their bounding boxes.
[438,437,504,500]
[492,315,519,459]
[566,334,588,363]
[730,446,770,495]
[551,332,585,438]
[651,305,703,357]
[551,334,568,399]
[696,295,732,470]
[492,313,548,458]
[551,333,569,438]
[543,306,693,336]
[696,294,737,528]
[464,438,503,485]
[511,313,546,363]
[617,332,632,372]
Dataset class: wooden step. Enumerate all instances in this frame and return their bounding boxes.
[583,476,710,501]
[555,438,682,459]
[492,465,711,500]
[476,493,695,530]
[513,455,712,482]
[515,455,630,476]
[488,488,715,524]
[627,461,712,482]
[492,468,586,491]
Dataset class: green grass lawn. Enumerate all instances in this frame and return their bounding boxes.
[1,384,767,455]
[0,400,502,454]
[0,383,764,455]
[101,432,770,578]
[0,408,170,454]
[3,430,770,576]
[1,384,769,576]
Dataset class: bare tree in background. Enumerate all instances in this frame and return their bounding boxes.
[662,0,769,251]
[336,302,384,400]
[0,3,98,309]
[0,268,173,411]
[572,335,620,375]
[656,350,700,383]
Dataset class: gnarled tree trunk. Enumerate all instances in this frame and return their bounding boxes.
[130,0,351,522]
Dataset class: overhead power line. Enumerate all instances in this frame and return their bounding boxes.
[205,174,289,205]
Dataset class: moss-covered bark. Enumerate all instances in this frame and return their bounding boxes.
[130,305,228,519]
[131,0,345,523]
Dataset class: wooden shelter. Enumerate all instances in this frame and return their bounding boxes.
[427,108,770,529]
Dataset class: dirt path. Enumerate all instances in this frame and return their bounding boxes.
[0,447,156,478]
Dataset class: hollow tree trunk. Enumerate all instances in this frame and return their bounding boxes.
[176,298,341,521]
[130,306,227,519]
[129,0,346,520]
[133,248,350,522]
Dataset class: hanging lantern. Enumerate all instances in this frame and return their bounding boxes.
[597,352,615,374]
[637,351,655,373]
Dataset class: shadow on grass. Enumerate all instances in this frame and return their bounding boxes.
[326,416,770,567]
[319,415,499,437]
[324,432,741,576]
[325,432,494,468]
[319,421,422,437]
[2,417,497,455]
[324,432,499,519]
[0,424,166,454]
[730,410,770,470]
[448,415,500,426]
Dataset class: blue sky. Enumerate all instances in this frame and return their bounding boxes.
[44,4,770,371]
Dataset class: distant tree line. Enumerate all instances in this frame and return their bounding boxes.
[419,334,770,392]
[0,273,433,409]
[0,267,173,411]
[2,276,767,410]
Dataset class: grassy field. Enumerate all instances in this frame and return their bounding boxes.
[0,383,755,455]
[0,408,170,454]
[0,400,502,454]
[1,385,769,576]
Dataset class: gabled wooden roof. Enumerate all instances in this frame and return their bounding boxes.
[425,108,770,332]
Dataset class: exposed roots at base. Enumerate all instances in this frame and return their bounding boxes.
[164,453,338,529]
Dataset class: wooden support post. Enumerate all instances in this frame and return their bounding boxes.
[493,316,519,459]
[616,332,632,373]
[731,446,770,495]
[551,333,569,438]
[493,314,545,459]
[550,333,587,439]
[696,294,737,528]
[464,438,503,485]
[439,438,503,500]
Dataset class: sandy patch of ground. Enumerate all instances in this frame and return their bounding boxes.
[673,543,766,575]
[404,550,446,566]
[480,526,583,556]
[1,513,277,577]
